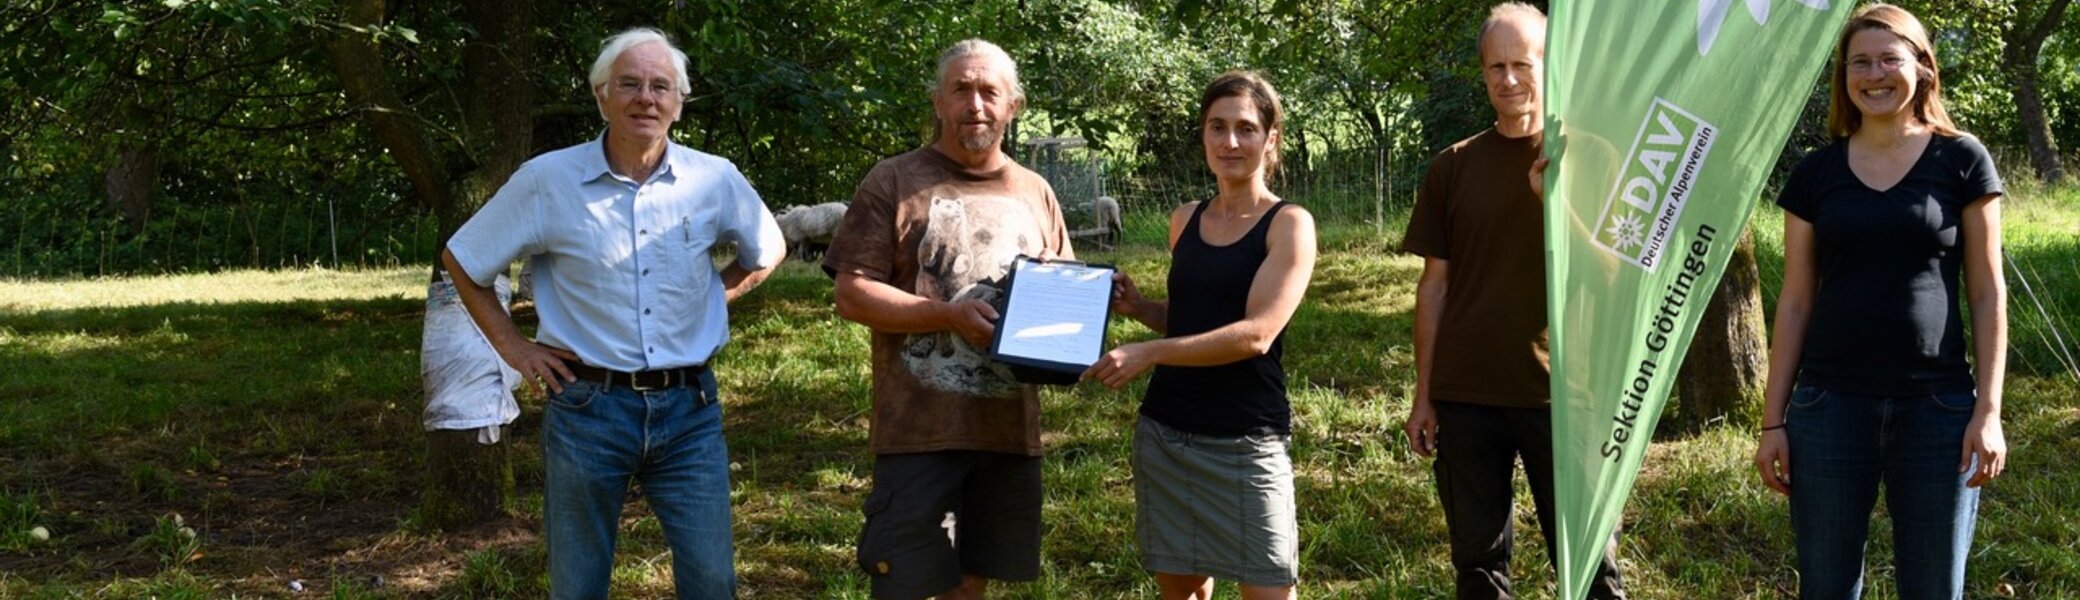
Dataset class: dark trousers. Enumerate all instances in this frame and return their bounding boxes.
[1433,400,1626,600]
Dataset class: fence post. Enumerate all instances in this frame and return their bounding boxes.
[1375,143,1386,237]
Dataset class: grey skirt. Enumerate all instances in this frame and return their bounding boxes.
[1131,415,1299,587]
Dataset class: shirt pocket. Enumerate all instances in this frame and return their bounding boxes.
[675,212,718,253]
[658,210,718,286]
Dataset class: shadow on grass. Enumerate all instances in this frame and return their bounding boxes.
[0,296,442,592]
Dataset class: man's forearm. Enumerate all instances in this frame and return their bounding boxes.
[721,262,774,304]
[441,250,528,351]
[833,274,957,334]
[1411,271,1448,405]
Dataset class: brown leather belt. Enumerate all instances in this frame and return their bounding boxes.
[567,363,708,391]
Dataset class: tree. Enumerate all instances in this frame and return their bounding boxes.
[1672,229,1768,435]
[325,0,542,528]
[326,0,463,242]
[2002,0,2072,182]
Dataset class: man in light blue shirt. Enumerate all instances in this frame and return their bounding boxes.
[440,27,783,600]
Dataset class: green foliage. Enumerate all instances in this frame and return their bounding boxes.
[130,571,215,600]
[1827,0,2080,178]
[126,463,181,503]
[5,0,2070,274]
[181,439,221,473]
[1997,175,2080,379]
[0,489,49,552]
[297,467,349,504]
[2042,14,2080,153]
[136,513,202,572]
[326,575,393,600]
[0,0,426,276]
[457,549,523,597]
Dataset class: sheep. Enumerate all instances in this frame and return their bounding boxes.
[776,201,848,261]
[1093,195,1123,248]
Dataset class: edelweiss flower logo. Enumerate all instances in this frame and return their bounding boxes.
[1605,214,1647,251]
[1697,0,1831,56]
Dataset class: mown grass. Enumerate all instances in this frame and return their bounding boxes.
[1,185,2077,598]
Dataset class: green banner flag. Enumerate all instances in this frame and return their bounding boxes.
[1542,1,1854,598]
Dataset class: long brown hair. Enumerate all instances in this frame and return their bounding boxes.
[1197,70,1286,180]
[1827,4,1961,138]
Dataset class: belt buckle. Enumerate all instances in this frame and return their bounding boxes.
[629,370,665,392]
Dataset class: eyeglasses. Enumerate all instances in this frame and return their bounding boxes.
[613,80,682,101]
[1847,54,1912,75]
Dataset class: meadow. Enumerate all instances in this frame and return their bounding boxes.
[2,185,2077,598]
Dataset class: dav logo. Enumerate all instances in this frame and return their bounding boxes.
[1594,98,1718,270]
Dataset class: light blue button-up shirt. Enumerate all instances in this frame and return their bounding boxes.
[447,138,784,372]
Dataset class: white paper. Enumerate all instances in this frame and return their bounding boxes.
[995,259,1114,367]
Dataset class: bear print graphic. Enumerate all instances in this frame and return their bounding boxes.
[903,195,1045,397]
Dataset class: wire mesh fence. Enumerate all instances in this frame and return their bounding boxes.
[2,193,440,278]
[1026,141,1417,246]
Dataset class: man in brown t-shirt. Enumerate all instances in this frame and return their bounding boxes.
[824,39,1071,600]
[1400,4,1626,599]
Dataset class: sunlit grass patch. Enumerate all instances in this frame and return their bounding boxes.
[0,266,426,313]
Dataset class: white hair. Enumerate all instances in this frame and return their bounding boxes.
[933,39,1024,103]
[588,27,692,96]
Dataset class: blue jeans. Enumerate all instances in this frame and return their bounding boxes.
[543,371,734,599]
[1787,384,1980,600]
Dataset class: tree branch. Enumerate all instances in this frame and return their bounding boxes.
[131,103,356,133]
[326,0,455,222]
[113,50,300,87]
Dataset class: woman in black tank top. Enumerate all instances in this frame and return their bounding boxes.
[1080,72,1317,599]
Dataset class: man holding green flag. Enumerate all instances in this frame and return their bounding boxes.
[1541,0,1855,598]
[1402,4,1625,599]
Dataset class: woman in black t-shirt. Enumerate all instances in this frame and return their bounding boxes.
[1082,71,1317,600]
[1752,6,2008,599]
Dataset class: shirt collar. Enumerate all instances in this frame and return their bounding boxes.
[580,132,681,185]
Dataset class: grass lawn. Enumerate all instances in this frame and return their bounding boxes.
[2,185,2077,598]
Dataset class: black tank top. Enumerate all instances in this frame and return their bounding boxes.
[1140,200,1292,436]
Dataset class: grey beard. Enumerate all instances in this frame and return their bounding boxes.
[959,130,998,152]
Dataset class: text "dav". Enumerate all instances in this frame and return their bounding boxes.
[1594,98,1719,271]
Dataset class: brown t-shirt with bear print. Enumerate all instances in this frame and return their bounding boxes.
[824,147,1072,456]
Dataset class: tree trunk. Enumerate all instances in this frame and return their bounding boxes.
[2003,0,2071,182]
[104,144,162,237]
[435,0,537,529]
[419,428,513,528]
[1670,227,1766,435]
[451,0,536,245]
[325,0,457,233]
[328,0,540,530]
[1289,122,1311,174]
[2010,75,2063,182]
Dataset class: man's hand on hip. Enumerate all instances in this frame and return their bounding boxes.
[498,340,579,396]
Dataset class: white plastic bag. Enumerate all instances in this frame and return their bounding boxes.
[420,273,520,442]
